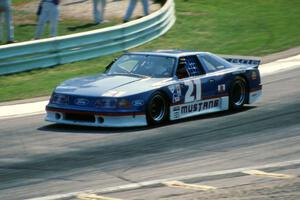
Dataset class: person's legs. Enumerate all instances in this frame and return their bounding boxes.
[141,0,149,16]
[35,2,50,39]
[4,1,14,42]
[124,0,137,22]
[99,0,106,22]
[0,1,5,42]
[0,13,3,42]
[49,3,59,37]
[93,0,100,24]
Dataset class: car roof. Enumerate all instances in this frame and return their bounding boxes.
[126,50,210,58]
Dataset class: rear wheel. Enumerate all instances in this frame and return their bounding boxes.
[229,77,247,110]
[146,92,169,125]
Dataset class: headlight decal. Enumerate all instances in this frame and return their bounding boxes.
[95,98,117,108]
[95,98,144,109]
[51,93,69,105]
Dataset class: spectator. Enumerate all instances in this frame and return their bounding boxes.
[93,0,106,24]
[0,0,14,44]
[123,0,149,23]
[35,0,60,39]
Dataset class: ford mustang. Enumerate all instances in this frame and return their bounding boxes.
[46,50,262,127]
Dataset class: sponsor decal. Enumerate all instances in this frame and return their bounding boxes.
[172,106,180,119]
[171,98,220,119]
[225,58,260,66]
[218,84,226,93]
[173,106,180,111]
[74,98,89,106]
[181,99,219,114]
[168,85,175,93]
[168,84,182,103]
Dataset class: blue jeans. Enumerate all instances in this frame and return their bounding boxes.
[35,2,59,39]
[93,0,106,23]
[124,0,149,21]
[0,0,14,42]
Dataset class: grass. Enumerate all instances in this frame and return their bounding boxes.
[13,0,34,4]
[138,0,300,55]
[0,0,300,102]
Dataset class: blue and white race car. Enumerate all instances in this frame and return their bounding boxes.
[46,50,262,127]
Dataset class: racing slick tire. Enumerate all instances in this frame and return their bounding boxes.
[146,92,169,125]
[229,77,247,110]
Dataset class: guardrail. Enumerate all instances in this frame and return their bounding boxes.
[0,0,175,75]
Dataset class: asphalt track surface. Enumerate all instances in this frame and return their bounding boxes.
[1,68,300,200]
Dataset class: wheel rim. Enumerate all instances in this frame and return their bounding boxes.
[232,81,246,106]
[150,95,166,122]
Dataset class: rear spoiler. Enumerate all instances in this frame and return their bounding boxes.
[222,56,261,68]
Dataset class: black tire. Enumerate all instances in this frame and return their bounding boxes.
[229,77,247,110]
[146,92,169,125]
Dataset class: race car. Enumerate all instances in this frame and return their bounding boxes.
[46,50,262,127]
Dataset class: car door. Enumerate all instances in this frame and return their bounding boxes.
[169,55,212,120]
[175,55,213,103]
[197,53,230,98]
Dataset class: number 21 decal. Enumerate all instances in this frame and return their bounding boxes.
[184,79,201,103]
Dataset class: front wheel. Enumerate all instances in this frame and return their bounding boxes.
[229,77,247,110]
[146,92,169,125]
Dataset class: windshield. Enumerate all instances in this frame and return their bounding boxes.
[106,54,176,78]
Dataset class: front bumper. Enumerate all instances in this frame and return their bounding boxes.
[46,107,147,127]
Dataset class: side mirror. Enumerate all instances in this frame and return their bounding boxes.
[105,58,117,72]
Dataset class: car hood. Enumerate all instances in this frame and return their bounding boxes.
[55,74,173,97]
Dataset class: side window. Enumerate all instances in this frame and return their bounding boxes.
[176,56,204,79]
[200,54,228,73]
[176,61,189,79]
